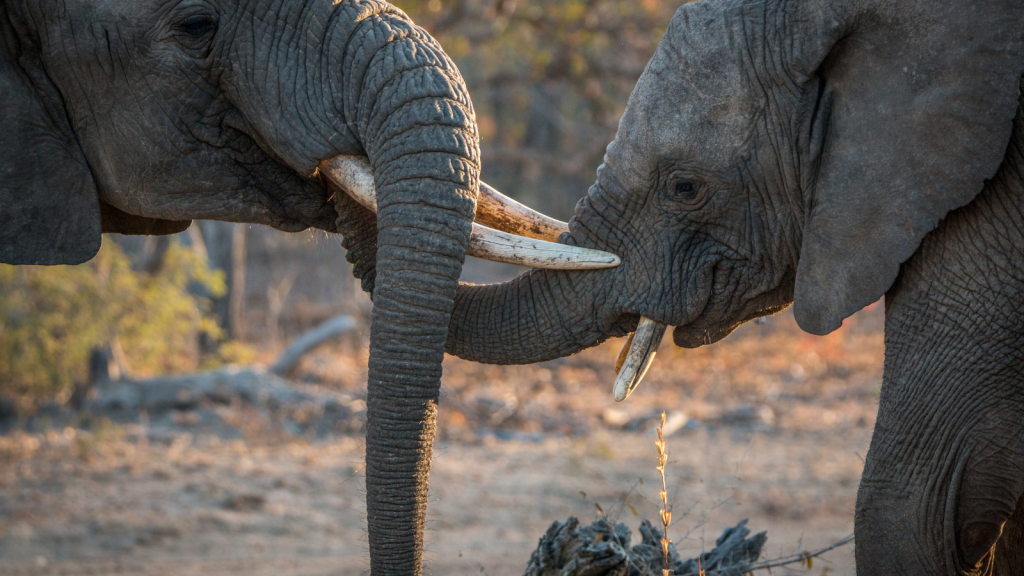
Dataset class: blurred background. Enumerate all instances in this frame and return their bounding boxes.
[0,1,876,574]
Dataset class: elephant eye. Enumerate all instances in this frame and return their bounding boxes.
[178,15,216,38]
[672,179,697,201]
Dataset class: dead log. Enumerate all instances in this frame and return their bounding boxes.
[269,314,357,377]
[81,315,363,434]
[89,367,354,414]
[524,517,766,576]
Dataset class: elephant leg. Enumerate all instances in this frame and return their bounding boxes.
[994,492,1024,575]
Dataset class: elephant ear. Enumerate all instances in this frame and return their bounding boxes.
[0,14,101,265]
[793,0,1024,334]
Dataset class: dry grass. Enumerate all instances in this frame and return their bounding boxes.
[655,412,673,576]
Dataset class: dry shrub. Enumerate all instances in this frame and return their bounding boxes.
[0,239,225,408]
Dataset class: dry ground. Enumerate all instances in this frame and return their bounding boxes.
[0,304,884,576]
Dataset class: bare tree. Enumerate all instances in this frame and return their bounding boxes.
[196,221,248,340]
[229,223,247,339]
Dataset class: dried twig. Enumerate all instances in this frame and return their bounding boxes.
[744,534,855,573]
[655,411,672,576]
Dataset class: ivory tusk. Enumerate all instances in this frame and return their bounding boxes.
[319,155,621,270]
[321,155,376,212]
[614,332,634,374]
[320,155,568,241]
[612,317,667,402]
[476,182,568,242]
[468,224,619,269]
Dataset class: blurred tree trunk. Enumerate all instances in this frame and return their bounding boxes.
[108,234,170,273]
[522,84,563,214]
[197,221,247,340]
[266,272,297,349]
[140,236,171,276]
[229,224,247,340]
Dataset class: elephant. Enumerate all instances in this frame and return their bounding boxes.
[435,0,1024,573]
[0,0,620,573]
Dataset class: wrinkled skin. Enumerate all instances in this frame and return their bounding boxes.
[858,99,1024,575]
[0,0,479,573]
[439,0,1024,572]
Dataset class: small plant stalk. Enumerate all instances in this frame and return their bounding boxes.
[656,411,672,576]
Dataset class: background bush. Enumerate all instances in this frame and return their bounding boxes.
[0,239,225,408]
[393,0,681,218]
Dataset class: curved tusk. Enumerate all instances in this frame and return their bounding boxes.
[468,224,618,269]
[321,155,376,212]
[321,155,569,241]
[613,317,667,402]
[319,155,621,270]
[614,332,635,375]
[476,182,568,242]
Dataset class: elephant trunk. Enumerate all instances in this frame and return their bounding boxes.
[448,181,641,364]
[364,150,474,574]
[447,268,615,364]
[446,163,639,365]
[355,47,478,576]
[217,2,480,572]
[321,5,478,574]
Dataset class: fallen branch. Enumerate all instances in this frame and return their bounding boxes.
[269,314,357,376]
[742,533,854,573]
[89,366,353,414]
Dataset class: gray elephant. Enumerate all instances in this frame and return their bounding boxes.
[438,0,1024,573]
[0,0,619,573]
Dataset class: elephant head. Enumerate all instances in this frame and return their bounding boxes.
[446,0,1024,570]
[450,0,1024,362]
[0,0,617,572]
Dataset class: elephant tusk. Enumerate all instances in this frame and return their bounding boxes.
[319,155,621,270]
[319,154,568,241]
[467,224,619,269]
[476,181,568,242]
[612,317,667,402]
[320,155,376,212]
[614,333,634,375]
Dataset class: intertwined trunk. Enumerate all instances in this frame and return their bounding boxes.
[355,37,478,576]
[448,268,613,363]
[365,161,473,573]
[228,2,481,572]
[447,175,636,364]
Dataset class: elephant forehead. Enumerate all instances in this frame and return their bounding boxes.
[620,1,763,173]
[618,73,760,178]
[40,0,155,23]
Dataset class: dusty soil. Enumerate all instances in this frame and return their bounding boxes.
[0,305,883,575]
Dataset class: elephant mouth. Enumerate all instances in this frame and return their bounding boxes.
[317,155,622,271]
[672,286,793,347]
[611,259,723,401]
